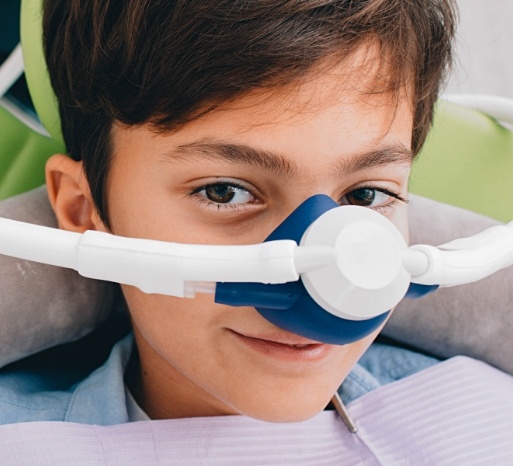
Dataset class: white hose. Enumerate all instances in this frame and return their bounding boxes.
[0,44,24,99]
[444,93,513,127]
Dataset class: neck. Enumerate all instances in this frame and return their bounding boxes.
[127,331,238,420]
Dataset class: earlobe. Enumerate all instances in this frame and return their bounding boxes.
[45,154,103,232]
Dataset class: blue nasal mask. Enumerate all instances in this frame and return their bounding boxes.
[215,195,436,344]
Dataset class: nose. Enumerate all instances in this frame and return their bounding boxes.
[214,194,399,344]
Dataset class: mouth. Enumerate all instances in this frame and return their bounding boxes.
[227,329,334,363]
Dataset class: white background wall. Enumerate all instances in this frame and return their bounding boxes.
[447,0,513,98]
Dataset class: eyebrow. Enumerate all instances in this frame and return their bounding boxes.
[168,138,413,178]
[171,139,297,177]
[330,144,413,178]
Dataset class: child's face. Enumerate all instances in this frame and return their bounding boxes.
[54,55,413,421]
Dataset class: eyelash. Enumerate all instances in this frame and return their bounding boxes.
[343,186,409,213]
[189,181,408,213]
[189,181,259,211]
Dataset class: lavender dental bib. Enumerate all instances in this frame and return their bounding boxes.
[1,356,512,465]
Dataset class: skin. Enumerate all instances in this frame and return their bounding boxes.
[46,52,413,423]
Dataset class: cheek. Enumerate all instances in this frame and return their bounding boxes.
[123,287,232,388]
[123,286,216,344]
[396,214,409,242]
[386,206,409,243]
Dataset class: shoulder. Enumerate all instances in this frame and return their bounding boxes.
[0,326,134,425]
[359,341,441,384]
[339,341,440,404]
[0,364,74,424]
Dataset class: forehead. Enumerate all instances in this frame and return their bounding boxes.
[113,45,414,167]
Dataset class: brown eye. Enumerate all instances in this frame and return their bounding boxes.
[339,187,403,210]
[194,182,256,206]
[345,188,377,207]
[205,184,237,203]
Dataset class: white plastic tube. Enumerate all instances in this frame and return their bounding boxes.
[0,44,24,99]
[0,217,80,268]
[1,214,513,304]
[0,217,319,298]
[410,222,513,286]
[445,94,513,127]
[76,230,301,297]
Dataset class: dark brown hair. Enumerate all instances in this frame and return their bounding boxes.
[43,0,457,226]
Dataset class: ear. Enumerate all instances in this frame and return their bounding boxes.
[45,154,105,232]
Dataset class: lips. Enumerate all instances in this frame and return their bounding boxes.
[227,329,334,362]
[241,334,322,348]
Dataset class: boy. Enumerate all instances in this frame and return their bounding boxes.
[2,0,456,425]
